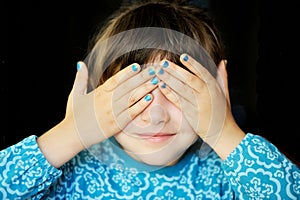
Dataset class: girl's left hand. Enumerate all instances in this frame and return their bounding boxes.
[156,54,236,148]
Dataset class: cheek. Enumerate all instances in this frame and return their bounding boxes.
[169,105,182,120]
[168,105,193,131]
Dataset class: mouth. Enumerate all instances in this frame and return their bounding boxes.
[136,133,176,143]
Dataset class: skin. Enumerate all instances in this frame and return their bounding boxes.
[114,87,199,166]
[156,54,245,160]
[37,54,246,168]
[38,62,157,168]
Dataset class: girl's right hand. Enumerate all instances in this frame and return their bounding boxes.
[65,62,158,148]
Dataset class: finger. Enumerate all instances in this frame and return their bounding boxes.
[158,81,195,110]
[158,82,199,128]
[103,63,141,91]
[158,82,181,108]
[157,60,205,93]
[180,53,215,83]
[117,94,153,128]
[114,80,158,115]
[113,67,157,100]
[156,68,197,106]
[72,61,89,97]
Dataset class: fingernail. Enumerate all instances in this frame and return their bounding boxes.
[144,94,151,101]
[148,68,155,75]
[158,68,164,75]
[132,64,138,72]
[161,83,166,88]
[77,62,81,71]
[151,77,159,85]
[224,60,227,66]
[183,55,189,61]
[162,61,169,68]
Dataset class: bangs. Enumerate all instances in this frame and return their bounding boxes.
[114,48,184,70]
[85,27,217,91]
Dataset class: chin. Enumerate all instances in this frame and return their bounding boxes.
[132,150,184,166]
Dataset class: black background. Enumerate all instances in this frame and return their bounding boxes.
[1,0,299,162]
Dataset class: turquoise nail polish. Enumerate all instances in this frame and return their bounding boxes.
[151,77,159,85]
[183,55,189,61]
[132,64,138,72]
[144,94,151,101]
[158,68,164,75]
[162,61,169,68]
[161,83,166,88]
[77,62,81,71]
[148,68,155,75]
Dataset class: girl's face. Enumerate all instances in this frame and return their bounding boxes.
[114,86,198,166]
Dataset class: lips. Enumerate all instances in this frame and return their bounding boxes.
[137,133,176,143]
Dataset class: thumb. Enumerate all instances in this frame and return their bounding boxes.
[217,60,230,106]
[73,61,89,96]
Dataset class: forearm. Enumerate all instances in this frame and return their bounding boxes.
[206,118,246,160]
[37,119,85,168]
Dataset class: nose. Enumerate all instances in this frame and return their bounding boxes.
[140,88,170,125]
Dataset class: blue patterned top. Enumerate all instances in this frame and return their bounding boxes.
[0,133,299,199]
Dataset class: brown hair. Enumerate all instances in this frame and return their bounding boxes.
[85,0,225,88]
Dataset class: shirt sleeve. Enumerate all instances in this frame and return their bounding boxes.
[222,133,300,199]
[0,135,62,199]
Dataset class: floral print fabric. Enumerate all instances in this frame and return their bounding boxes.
[0,133,299,199]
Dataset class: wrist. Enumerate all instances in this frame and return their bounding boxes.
[37,118,85,168]
[205,119,246,160]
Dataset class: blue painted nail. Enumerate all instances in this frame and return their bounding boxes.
[158,68,164,75]
[144,94,151,101]
[77,62,81,71]
[148,68,155,75]
[183,55,189,61]
[162,61,169,68]
[161,83,166,88]
[151,77,159,85]
[132,64,138,72]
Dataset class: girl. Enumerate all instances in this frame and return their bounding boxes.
[1,0,299,199]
